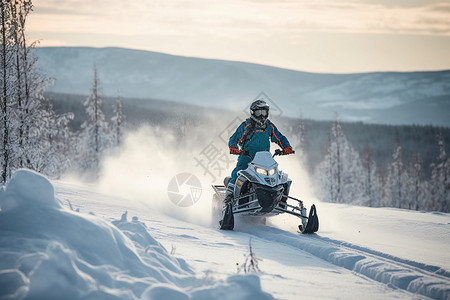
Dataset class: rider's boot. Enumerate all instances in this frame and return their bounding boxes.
[224,193,233,204]
[220,182,235,230]
[224,182,235,204]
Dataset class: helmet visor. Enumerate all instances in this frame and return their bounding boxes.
[254,109,268,117]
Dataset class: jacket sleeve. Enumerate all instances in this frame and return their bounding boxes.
[228,121,249,148]
[268,121,291,149]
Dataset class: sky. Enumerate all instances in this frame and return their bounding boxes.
[27,0,450,73]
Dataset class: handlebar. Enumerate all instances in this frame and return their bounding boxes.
[230,149,250,156]
[231,149,294,157]
[273,149,295,157]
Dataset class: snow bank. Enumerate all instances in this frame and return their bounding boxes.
[0,170,274,300]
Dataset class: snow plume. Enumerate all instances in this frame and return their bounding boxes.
[94,122,321,231]
[0,170,274,299]
[95,124,226,227]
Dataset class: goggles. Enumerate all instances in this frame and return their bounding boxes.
[254,109,268,117]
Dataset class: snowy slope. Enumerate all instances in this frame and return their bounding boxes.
[35,47,450,127]
[1,170,449,300]
[0,170,274,300]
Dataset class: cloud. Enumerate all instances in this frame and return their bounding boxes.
[30,0,450,38]
[28,0,450,73]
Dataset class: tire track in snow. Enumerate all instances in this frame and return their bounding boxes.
[243,226,450,300]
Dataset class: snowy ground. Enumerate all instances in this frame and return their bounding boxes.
[1,170,449,299]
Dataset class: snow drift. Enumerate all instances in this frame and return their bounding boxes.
[0,170,274,299]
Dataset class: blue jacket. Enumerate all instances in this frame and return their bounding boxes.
[228,119,291,154]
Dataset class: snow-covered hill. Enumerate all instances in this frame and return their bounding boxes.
[35,47,450,127]
[1,169,449,299]
[0,170,274,300]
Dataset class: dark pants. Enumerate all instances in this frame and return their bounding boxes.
[227,130,271,194]
[229,155,252,185]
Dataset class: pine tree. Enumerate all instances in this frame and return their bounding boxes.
[78,65,110,174]
[290,113,306,153]
[362,147,382,207]
[385,141,408,208]
[408,153,424,211]
[111,93,125,148]
[429,133,449,212]
[314,132,335,202]
[314,118,365,204]
[26,98,73,177]
[334,120,342,202]
[173,112,192,146]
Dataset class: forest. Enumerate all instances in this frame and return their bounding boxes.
[48,90,450,213]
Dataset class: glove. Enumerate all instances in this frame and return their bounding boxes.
[283,146,294,154]
[230,145,240,155]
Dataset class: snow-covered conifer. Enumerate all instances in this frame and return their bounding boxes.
[290,113,306,153]
[111,93,125,148]
[406,153,425,211]
[362,147,382,207]
[385,141,409,208]
[78,65,110,174]
[314,118,365,204]
[429,133,449,212]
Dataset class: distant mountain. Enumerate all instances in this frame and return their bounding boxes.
[35,47,450,127]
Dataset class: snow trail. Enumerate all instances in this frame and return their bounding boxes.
[11,164,448,299]
[242,225,450,300]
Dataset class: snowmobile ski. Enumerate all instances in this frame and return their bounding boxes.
[299,204,319,234]
[219,202,234,230]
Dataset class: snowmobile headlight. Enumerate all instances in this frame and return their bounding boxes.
[268,168,276,176]
[255,167,268,176]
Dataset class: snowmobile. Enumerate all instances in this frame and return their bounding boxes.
[212,149,319,234]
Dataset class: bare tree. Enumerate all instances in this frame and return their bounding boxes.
[9,0,33,168]
[1,0,13,182]
[238,239,261,274]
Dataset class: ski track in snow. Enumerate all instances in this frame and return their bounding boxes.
[243,226,450,300]
[51,179,450,300]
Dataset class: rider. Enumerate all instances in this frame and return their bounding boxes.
[224,99,293,203]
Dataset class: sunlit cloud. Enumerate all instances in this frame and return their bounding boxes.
[30,0,450,36]
[27,0,450,72]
